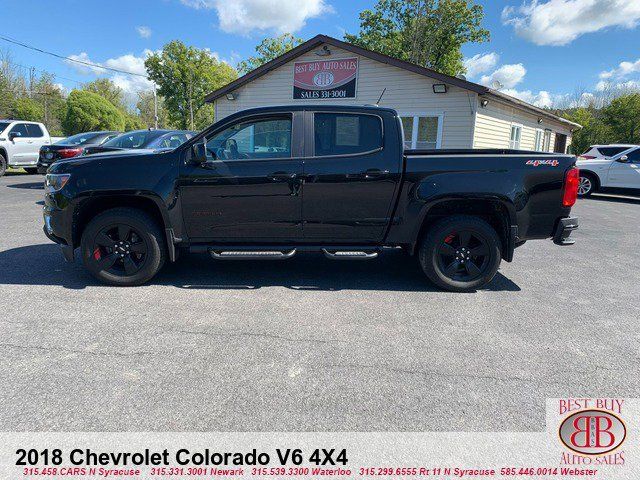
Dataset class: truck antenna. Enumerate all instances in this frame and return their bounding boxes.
[376,88,387,106]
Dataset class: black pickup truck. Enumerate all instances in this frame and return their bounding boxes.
[43,105,579,292]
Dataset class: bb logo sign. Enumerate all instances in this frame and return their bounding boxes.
[559,409,626,455]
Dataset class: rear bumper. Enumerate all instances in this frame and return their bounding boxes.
[553,217,579,246]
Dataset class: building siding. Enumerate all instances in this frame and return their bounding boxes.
[473,98,573,152]
[214,44,477,149]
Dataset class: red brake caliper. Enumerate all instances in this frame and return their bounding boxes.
[93,247,102,261]
[444,233,456,244]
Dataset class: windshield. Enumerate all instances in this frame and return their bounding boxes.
[147,132,192,149]
[102,131,163,149]
[0,121,11,133]
[55,132,99,146]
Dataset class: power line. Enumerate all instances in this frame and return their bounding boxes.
[0,34,149,78]
[7,60,85,86]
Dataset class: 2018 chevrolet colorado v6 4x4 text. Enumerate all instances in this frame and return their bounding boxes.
[43,105,579,292]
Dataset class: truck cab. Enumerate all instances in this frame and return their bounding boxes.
[0,120,52,175]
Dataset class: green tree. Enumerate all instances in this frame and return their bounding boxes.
[561,108,612,155]
[83,78,126,110]
[30,73,67,136]
[124,113,146,131]
[62,90,126,135]
[136,90,171,129]
[344,0,489,76]
[601,93,640,144]
[237,33,304,75]
[145,40,238,130]
[12,96,44,122]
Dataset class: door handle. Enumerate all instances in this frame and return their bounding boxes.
[362,168,390,179]
[269,171,297,181]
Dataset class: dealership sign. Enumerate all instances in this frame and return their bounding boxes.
[293,57,358,100]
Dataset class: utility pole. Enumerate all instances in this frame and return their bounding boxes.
[153,84,158,129]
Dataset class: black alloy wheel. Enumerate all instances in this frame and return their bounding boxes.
[91,224,148,276]
[419,215,502,292]
[81,208,166,286]
[436,230,491,282]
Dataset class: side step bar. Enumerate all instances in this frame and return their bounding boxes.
[322,249,379,260]
[210,249,297,260]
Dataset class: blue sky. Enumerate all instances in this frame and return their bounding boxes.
[2,0,640,107]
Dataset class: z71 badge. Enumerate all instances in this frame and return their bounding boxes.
[527,159,560,167]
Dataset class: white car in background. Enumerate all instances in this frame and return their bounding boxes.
[0,120,52,176]
[576,145,640,196]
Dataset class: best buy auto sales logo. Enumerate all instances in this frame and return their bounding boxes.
[558,399,627,466]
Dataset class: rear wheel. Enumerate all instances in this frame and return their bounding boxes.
[578,173,597,197]
[80,208,166,286]
[0,154,6,177]
[419,215,502,292]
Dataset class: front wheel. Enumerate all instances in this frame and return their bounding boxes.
[80,208,166,286]
[0,154,6,177]
[419,215,502,292]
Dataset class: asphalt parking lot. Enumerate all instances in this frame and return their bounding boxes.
[1,172,639,432]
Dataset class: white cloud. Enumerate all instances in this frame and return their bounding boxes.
[65,52,107,75]
[480,64,527,89]
[463,52,499,79]
[599,58,640,80]
[500,89,556,108]
[180,0,332,34]
[502,0,640,46]
[65,50,154,96]
[596,79,640,91]
[136,26,152,38]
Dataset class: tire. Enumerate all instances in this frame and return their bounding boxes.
[23,167,38,175]
[0,154,6,177]
[419,215,502,293]
[80,208,166,286]
[578,172,597,197]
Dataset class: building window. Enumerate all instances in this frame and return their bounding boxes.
[543,129,552,152]
[509,124,522,150]
[534,129,544,151]
[400,115,442,149]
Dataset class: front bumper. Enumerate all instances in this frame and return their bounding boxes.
[553,217,579,246]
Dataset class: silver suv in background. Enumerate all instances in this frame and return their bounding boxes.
[0,120,52,176]
[576,145,640,196]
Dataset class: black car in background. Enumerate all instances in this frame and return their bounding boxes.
[37,131,120,173]
[82,130,195,156]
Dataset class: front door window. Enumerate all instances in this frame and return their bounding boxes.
[206,117,292,160]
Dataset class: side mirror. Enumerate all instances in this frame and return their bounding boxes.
[191,142,208,164]
[8,131,21,141]
[617,155,629,163]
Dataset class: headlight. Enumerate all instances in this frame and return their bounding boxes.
[45,174,71,192]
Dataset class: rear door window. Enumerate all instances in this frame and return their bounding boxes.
[26,124,44,137]
[314,113,383,156]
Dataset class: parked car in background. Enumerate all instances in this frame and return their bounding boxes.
[577,145,640,196]
[579,144,636,161]
[82,130,195,156]
[0,120,52,176]
[37,131,121,173]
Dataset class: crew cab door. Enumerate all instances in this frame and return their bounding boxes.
[6,123,33,164]
[302,111,402,241]
[179,112,304,242]
[607,149,640,189]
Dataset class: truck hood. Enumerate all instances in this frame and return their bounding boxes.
[48,148,172,173]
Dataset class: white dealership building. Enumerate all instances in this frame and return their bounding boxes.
[206,35,580,152]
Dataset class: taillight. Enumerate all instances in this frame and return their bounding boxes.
[563,167,579,207]
[58,148,83,158]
